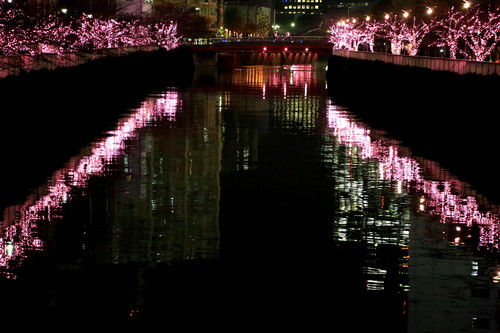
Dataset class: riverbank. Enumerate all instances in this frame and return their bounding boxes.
[326,54,500,205]
[0,46,195,209]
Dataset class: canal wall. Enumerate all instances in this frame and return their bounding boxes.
[326,54,500,205]
[0,45,163,78]
[332,50,500,76]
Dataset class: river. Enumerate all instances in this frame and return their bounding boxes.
[0,62,499,332]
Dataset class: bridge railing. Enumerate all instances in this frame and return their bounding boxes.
[183,36,330,47]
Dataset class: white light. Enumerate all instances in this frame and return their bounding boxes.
[5,243,14,256]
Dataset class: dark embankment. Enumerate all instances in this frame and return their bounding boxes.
[326,55,500,205]
[0,46,195,210]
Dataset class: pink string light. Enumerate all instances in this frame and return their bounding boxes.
[329,4,500,61]
[0,2,179,56]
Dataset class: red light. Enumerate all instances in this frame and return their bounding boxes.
[284,47,288,52]
[263,47,267,52]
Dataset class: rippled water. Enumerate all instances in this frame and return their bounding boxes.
[1,64,500,331]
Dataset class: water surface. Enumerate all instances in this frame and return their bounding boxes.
[1,64,499,332]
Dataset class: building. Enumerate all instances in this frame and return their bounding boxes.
[116,0,153,17]
[324,0,375,18]
[274,0,376,34]
[152,0,224,35]
[275,0,325,34]
[224,0,274,36]
[276,0,324,16]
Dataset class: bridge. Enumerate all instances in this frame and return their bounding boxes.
[186,36,333,67]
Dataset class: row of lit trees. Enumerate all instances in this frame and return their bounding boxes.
[329,4,500,61]
[0,1,179,56]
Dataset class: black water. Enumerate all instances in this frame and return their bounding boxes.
[1,59,500,332]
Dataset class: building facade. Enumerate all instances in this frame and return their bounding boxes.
[117,0,153,17]
[153,0,224,35]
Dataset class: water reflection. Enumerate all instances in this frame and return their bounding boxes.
[326,104,500,250]
[1,64,500,330]
[0,90,221,278]
[325,103,500,332]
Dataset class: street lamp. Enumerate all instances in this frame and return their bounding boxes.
[426,6,434,15]
[402,10,410,18]
[463,0,471,9]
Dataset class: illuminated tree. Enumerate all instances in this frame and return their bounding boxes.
[360,19,378,52]
[329,19,376,51]
[0,3,179,56]
[460,5,500,61]
[329,19,356,50]
[380,16,405,54]
[329,3,500,61]
[381,15,434,55]
[433,6,465,59]
[433,5,500,61]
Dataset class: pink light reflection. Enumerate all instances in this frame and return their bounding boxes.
[0,91,179,277]
[327,104,500,248]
